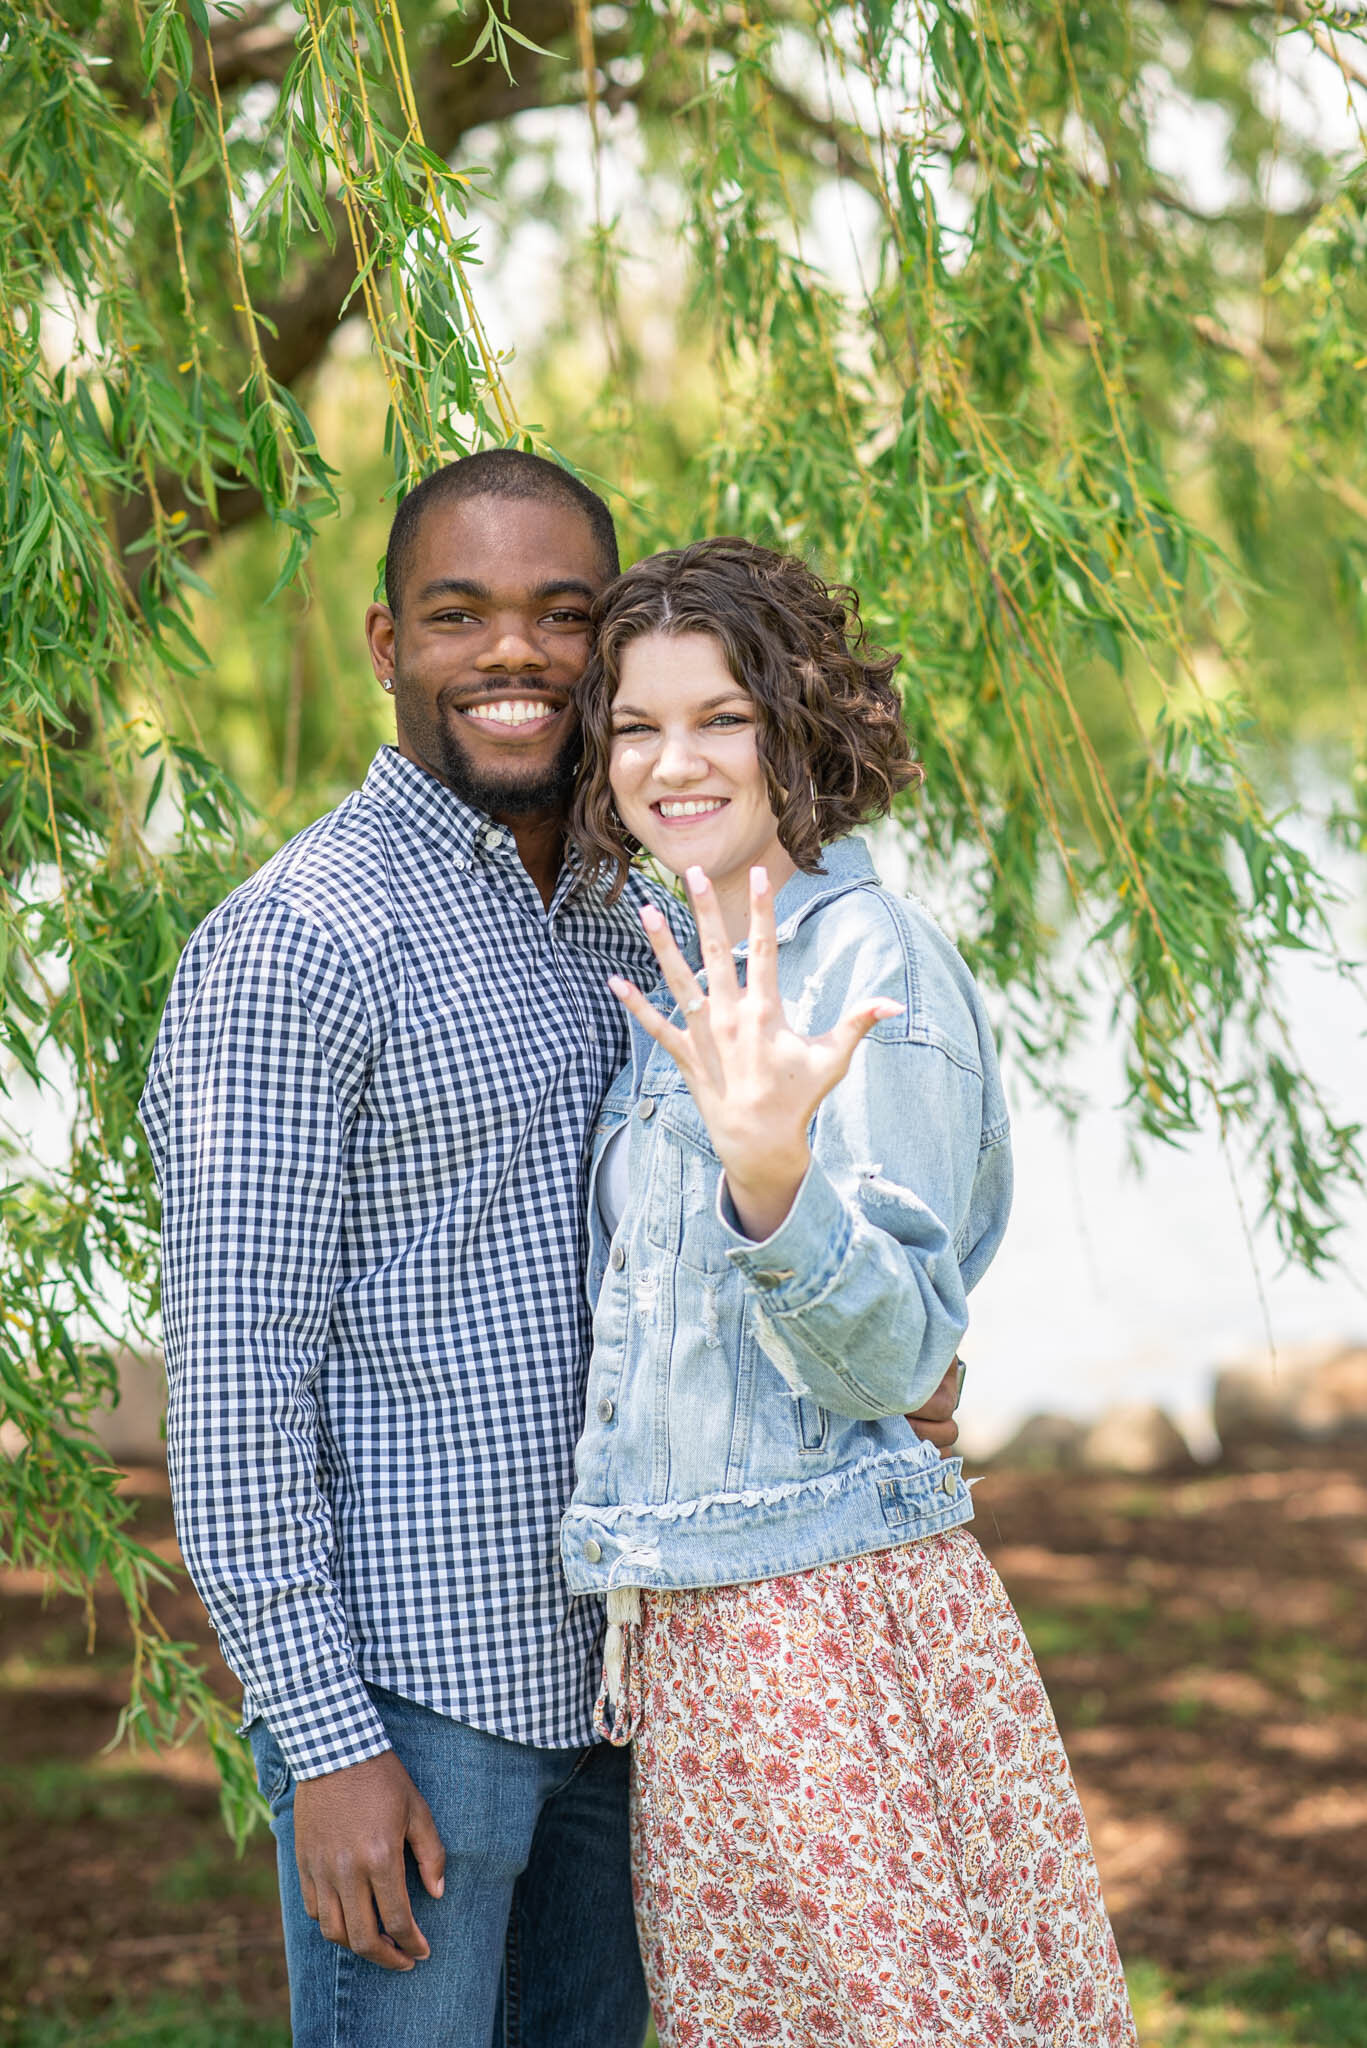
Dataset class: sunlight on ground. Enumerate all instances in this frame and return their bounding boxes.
[5,1466,1365,2045]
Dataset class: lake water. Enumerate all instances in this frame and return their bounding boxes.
[9,817,1364,1461]
[867,822,1367,1458]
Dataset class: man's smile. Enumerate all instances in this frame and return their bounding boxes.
[455,695,567,737]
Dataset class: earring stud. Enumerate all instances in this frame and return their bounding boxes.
[381,676,395,694]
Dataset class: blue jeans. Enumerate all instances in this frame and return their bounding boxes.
[249,1686,649,2048]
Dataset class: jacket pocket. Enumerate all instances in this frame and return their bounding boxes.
[796,1395,829,1453]
[644,1093,730,1275]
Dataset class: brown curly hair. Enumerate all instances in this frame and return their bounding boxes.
[569,537,923,901]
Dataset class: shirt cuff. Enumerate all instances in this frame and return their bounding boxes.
[257,1668,394,1781]
[717,1159,854,1312]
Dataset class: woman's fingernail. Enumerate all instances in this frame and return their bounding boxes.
[608,976,630,997]
[873,1001,906,1017]
[640,904,664,930]
[751,867,769,894]
[686,865,708,893]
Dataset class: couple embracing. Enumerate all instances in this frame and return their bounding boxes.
[141,450,1137,2047]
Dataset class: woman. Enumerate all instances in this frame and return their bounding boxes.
[561,538,1137,2047]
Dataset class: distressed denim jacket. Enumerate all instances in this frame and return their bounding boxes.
[561,836,1012,1602]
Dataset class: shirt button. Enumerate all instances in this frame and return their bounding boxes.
[583,1538,603,1564]
[638,1099,656,1121]
[941,1471,958,1497]
[453,856,467,872]
[610,1243,626,1270]
[597,1397,615,1423]
[482,826,502,849]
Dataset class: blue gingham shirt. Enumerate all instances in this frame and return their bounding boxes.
[139,746,676,1778]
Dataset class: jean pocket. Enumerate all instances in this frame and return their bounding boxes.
[246,1718,292,1808]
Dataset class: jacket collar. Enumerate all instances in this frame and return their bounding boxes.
[629,836,879,1088]
[769,835,879,944]
[648,836,878,991]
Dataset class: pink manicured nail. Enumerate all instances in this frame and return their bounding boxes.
[640,904,664,930]
[686,865,708,893]
[608,976,631,997]
[751,867,769,894]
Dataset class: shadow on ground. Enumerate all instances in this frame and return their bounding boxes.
[1,1449,1365,2041]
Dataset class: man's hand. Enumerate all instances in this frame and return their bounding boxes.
[906,1356,964,1457]
[293,1751,446,1970]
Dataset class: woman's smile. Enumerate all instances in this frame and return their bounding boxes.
[652,796,730,822]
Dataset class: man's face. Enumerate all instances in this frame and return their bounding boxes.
[366,496,609,820]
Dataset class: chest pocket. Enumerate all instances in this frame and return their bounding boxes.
[643,1086,731,1275]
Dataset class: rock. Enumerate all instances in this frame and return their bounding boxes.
[1076,1404,1196,1476]
[990,1413,1085,1470]
[89,1347,167,1466]
[1310,1347,1367,1434]
[1213,1340,1367,1456]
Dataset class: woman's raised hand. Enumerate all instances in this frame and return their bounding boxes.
[608,865,904,1243]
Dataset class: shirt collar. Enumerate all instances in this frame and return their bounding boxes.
[362,745,519,874]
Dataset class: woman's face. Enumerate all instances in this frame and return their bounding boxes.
[608,631,791,891]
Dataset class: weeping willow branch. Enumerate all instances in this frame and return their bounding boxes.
[2,0,1364,1843]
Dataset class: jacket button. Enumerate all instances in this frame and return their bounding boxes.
[597,1397,615,1422]
[610,1242,626,1270]
[638,1098,656,1120]
[941,1471,958,1497]
[583,1538,602,1564]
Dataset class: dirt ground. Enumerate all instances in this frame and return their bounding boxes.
[1,1446,1365,2034]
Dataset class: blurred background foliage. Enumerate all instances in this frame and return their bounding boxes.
[2,0,1366,1826]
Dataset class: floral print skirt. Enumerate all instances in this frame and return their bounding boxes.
[612,1530,1138,2048]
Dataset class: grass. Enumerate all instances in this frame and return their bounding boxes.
[0,2002,290,2046]
[1130,1961,1367,2045]
[5,1963,1365,2046]
[5,1460,1364,2043]
[0,1760,187,1828]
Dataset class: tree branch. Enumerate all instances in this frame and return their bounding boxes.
[1150,0,1367,91]
[118,2,584,564]
[197,11,296,95]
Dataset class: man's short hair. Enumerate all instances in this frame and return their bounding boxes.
[384,449,620,616]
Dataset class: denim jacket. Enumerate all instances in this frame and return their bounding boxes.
[561,836,1012,1600]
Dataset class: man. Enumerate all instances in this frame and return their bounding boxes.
[140,450,961,2046]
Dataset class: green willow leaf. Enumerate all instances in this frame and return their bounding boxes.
[1,0,1364,1849]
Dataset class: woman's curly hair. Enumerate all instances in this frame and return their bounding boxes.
[569,537,923,901]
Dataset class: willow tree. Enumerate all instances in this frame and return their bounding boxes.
[3,0,1365,1831]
